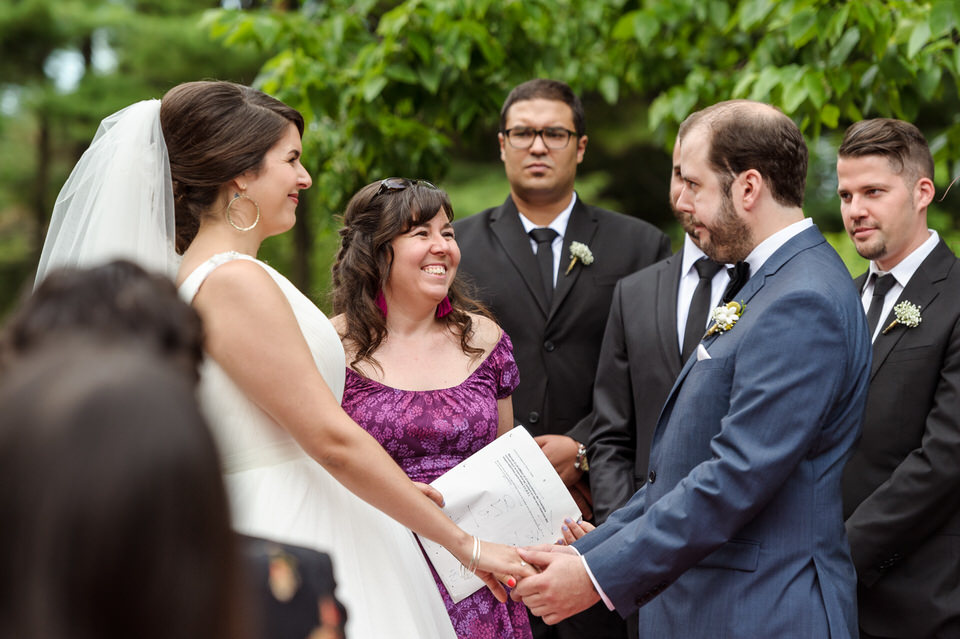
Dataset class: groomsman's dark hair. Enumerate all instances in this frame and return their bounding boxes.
[693,100,808,209]
[838,118,934,185]
[499,79,586,137]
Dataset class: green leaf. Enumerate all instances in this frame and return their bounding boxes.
[828,27,860,67]
[361,75,388,102]
[860,64,879,90]
[418,65,442,94]
[930,0,957,38]
[907,20,931,58]
[739,0,774,31]
[598,75,619,103]
[632,11,660,47]
[611,10,638,40]
[787,8,817,47]
[732,70,757,99]
[708,0,730,29]
[820,103,840,129]
[748,66,781,102]
[782,75,808,113]
[804,71,827,109]
[384,63,419,85]
[916,66,942,101]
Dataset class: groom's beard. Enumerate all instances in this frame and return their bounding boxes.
[696,191,753,264]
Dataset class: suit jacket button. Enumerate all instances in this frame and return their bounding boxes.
[648,470,656,483]
[544,340,555,352]
[528,411,540,424]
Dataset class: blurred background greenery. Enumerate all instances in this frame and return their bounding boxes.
[2,0,959,316]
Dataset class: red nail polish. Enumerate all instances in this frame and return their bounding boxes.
[507,577,517,588]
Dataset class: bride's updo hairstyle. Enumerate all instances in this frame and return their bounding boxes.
[159,81,305,254]
[331,179,490,370]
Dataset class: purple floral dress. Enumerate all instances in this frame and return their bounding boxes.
[342,332,532,639]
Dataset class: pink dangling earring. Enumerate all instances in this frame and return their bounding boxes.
[375,290,388,317]
[436,296,453,318]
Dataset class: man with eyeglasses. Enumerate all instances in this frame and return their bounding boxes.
[454,78,670,639]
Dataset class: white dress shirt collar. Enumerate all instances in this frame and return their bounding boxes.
[867,229,939,290]
[744,217,814,275]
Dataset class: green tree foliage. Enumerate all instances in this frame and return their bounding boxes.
[206,0,960,292]
[0,0,267,314]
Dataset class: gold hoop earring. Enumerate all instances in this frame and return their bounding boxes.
[225,192,260,232]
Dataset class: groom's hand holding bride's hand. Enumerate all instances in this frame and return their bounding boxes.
[510,545,600,625]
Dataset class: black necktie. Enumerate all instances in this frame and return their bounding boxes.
[866,273,897,337]
[722,261,750,303]
[529,228,559,304]
[682,258,724,361]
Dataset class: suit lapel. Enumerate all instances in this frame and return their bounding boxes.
[869,239,952,379]
[488,197,551,316]
[550,198,599,321]
[657,225,827,429]
[656,252,684,374]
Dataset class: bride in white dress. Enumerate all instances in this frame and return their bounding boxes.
[35,81,532,639]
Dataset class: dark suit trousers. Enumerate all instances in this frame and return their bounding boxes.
[530,600,627,639]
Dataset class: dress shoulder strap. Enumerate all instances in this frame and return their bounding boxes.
[178,251,261,304]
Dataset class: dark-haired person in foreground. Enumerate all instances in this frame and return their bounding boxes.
[837,118,960,639]
[0,259,347,639]
[0,341,249,639]
[513,100,871,638]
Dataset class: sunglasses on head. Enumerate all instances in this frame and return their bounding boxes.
[375,177,439,197]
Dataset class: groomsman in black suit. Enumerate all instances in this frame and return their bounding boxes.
[837,118,960,639]
[454,78,670,639]
[586,117,732,529]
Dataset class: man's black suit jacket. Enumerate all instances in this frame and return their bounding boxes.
[586,250,686,524]
[843,238,960,638]
[454,194,671,442]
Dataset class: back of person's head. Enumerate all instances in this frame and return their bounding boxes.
[693,100,808,208]
[499,79,586,137]
[0,260,203,382]
[159,80,305,253]
[838,118,934,185]
[331,178,488,368]
[0,341,248,639]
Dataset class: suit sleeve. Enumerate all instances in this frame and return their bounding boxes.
[582,289,857,613]
[586,280,639,524]
[846,315,960,586]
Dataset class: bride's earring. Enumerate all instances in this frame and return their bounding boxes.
[226,191,261,232]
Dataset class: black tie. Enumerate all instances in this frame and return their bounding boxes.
[529,228,559,304]
[682,258,724,361]
[866,273,897,337]
[722,261,750,303]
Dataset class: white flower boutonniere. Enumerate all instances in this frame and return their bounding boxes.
[882,300,922,335]
[565,241,594,275]
[704,301,745,338]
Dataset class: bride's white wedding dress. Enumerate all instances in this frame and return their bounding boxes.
[179,251,456,639]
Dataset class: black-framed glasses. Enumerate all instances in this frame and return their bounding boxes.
[502,126,578,150]
[375,177,439,197]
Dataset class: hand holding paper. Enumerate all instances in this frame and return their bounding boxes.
[417,427,582,602]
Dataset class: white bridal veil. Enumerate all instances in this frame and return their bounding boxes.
[34,99,179,286]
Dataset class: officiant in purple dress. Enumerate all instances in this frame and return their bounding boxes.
[331,178,533,639]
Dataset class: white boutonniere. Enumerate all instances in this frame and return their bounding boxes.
[704,301,745,337]
[882,300,922,335]
[565,241,594,275]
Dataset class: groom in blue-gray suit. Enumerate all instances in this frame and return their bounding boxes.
[513,100,871,638]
